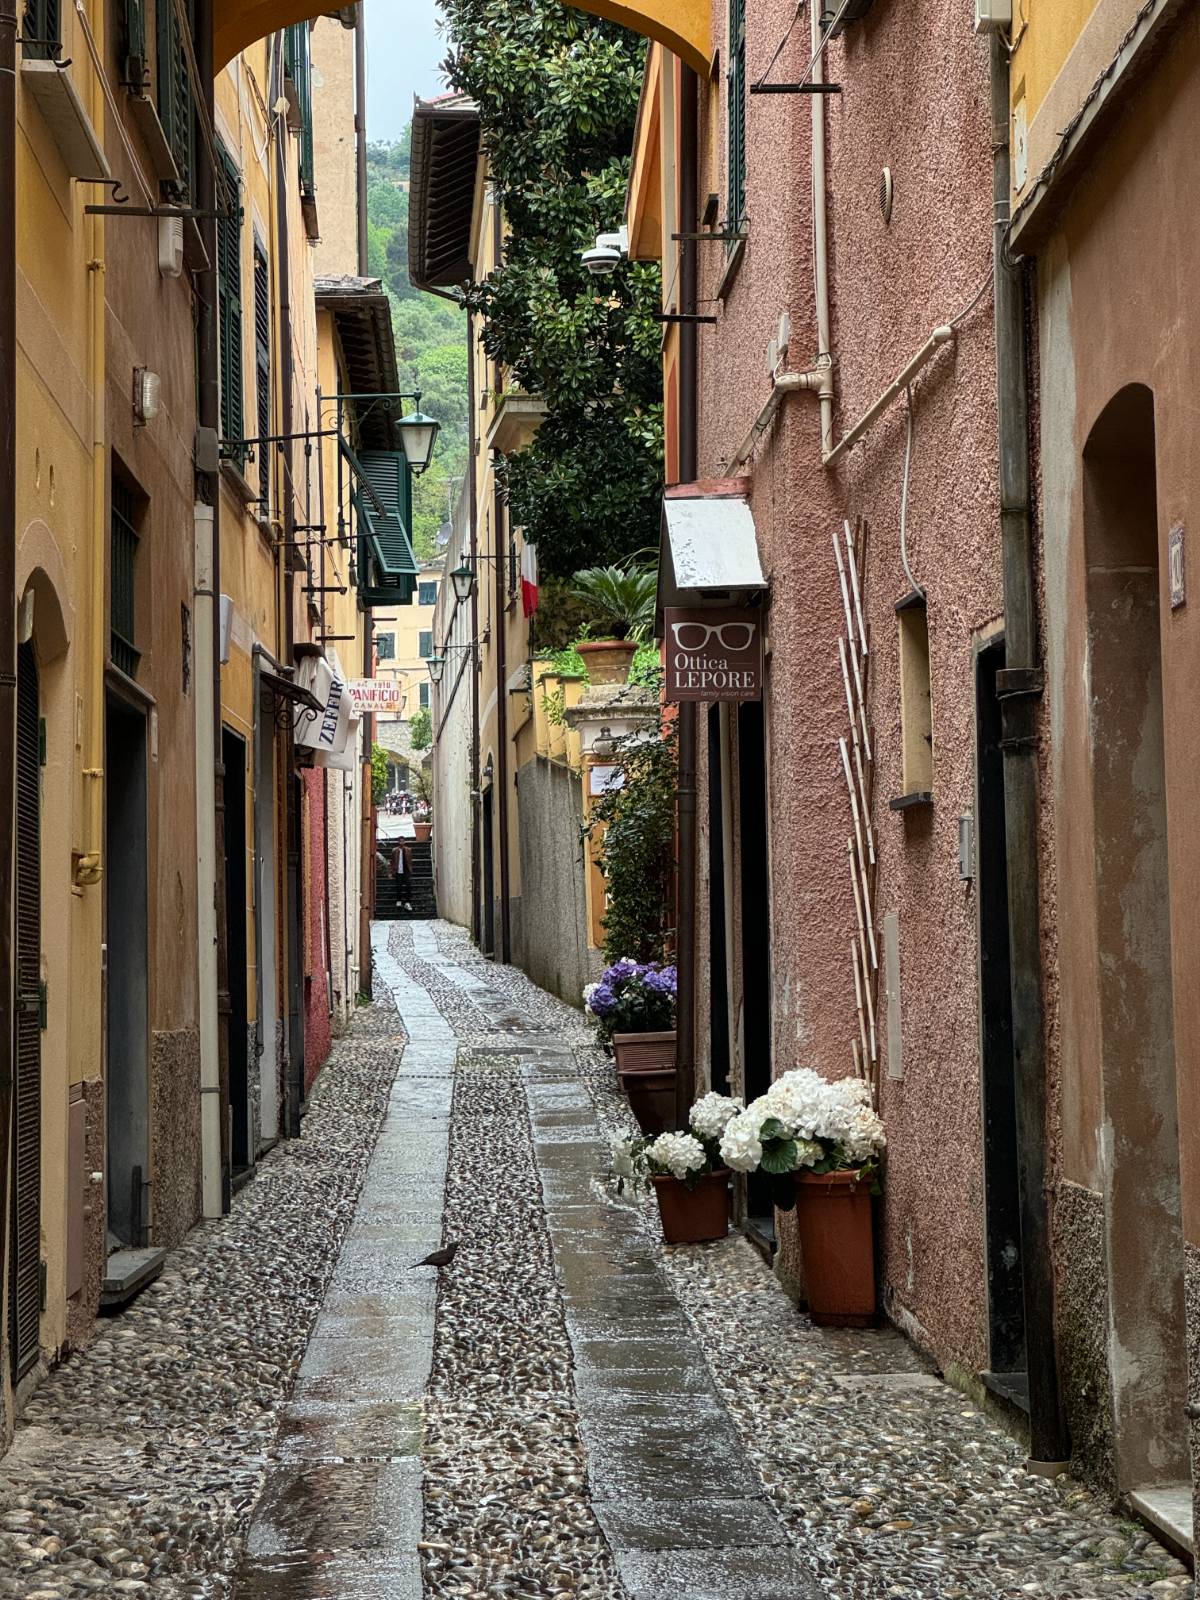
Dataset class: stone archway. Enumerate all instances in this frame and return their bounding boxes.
[213,0,708,74]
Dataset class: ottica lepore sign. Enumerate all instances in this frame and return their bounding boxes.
[663,607,763,703]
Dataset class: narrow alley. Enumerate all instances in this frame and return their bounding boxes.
[0,922,1189,1600]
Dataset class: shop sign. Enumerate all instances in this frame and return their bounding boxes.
[348,678,405,714]
[295,656,353,755]
[663,607,763,703]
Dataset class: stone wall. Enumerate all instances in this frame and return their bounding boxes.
[151,1028,203,1251]
[515,757,597,1007]
[1054,1180,1116,1489]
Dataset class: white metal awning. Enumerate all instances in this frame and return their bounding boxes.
[657,483,766,611]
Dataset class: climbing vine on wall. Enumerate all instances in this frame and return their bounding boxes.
[590,720,677,963]
[441,0,664,577]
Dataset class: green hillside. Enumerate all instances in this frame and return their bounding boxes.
[366,135,469,559]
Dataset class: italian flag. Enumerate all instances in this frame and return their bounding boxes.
[521,540,539,618]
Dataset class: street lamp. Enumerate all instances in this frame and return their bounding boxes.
[426,654,446,686]
[450,555,475,604]
[397,394,440,477]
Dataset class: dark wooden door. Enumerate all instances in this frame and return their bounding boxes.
[10,643,41,1379]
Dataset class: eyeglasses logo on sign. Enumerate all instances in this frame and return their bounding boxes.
[663,606,763,703]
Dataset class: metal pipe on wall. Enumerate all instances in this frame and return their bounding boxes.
[0,0,19,1377]
[467,311,482,948]
[494,480,511,965]
[990,31,1068,1471]
[354,4,369,277]
[193,0,230,1213]
[673,63,699,1127]
[275,42,306,1129]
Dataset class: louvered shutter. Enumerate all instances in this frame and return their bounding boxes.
[123,0,146,84]
[156,0,195,194]
[254,242,271,497]
[9,643,41,1381]
[358,453,418,582]
[728,0,746,230]
[216,144,245,462]
[284,24,315,199]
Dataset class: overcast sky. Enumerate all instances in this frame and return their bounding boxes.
[365,0,451,144]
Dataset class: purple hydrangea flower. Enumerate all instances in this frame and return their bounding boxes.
[588,983,617,1016]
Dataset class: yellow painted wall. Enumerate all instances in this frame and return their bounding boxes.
[1010,0,1106,126]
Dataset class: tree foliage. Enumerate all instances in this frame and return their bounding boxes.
[371,744,389,804]
[367,137,468,558]
[409,707,433,752]
[441,0,663,578]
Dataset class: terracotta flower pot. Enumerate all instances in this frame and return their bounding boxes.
[577,638,638,686]
[652,1170,730,1245]
[414,821,432,842]
[793,1169,876,1327]
[613,1030,677,1136]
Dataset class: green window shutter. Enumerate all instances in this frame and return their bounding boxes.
[253,241,271,495]
[727,0,746,231]
[284,23,315,200]
[111,472,140,679]
[123,0,146,85]
[156,0,195,195]
[216,143,245,463]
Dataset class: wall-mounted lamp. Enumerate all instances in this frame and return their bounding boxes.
[397,392,440,476]
[591,725,618,760]
[426,654,446,686]
[450,555,475,604]
[133,367,161,427]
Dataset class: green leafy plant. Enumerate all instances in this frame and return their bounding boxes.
[370,744,388,804]
[409,707,433,752]
[441,0,663,578]
[413,763,434,810]
[589,723,676,962]
[570,563,657,641]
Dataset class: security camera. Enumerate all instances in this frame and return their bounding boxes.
[582,227,628,277]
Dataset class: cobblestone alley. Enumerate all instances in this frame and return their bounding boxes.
[0,922,1192,1600]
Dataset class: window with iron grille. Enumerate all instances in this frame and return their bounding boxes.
[156,0,195,195]
[418,581,437,607]
[418,631,432,660]
[215,142,245,465]
[111,470,142,679]
[727,0,746,234]
[23,0,61,58]
[253,240,271,501]
[284,23,315,202]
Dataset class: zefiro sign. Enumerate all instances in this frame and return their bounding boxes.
[663,607,763,703]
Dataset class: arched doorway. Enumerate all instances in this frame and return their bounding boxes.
[9,642,42,1381]
[1083,383,1188,1507]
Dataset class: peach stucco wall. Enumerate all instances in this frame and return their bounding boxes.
[693,0,1005,1374]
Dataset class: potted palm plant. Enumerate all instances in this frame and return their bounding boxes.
[569,563,657,685]
[611,1093,742,1244]
[718,1069,887,1326]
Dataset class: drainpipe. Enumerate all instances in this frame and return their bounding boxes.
[193,0,228,1214]
[809,4,834,456]
[494,479,511,964]
[0,1,17,1373]
[354,4,368,276]
[991,32,1068,1471]
[275,45,305,1128]
[467,312,481,946]
[673,63,699,1127]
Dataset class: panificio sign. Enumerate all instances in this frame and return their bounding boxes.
[663,607,763,702]
[347,678,405,714]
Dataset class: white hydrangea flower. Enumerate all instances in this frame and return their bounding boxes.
[645,1131,707,1181]
[583,982,599,1015]
[610,1136,638,1181]
[689,1091,744,1141]
[719,1098,773,1172]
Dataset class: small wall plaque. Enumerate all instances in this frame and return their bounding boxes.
[1169,523,1186,610]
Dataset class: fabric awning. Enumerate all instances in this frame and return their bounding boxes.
[294,654,353,758]
[657,480,766,611]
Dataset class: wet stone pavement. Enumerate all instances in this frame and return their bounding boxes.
[0,919,1196,1600]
